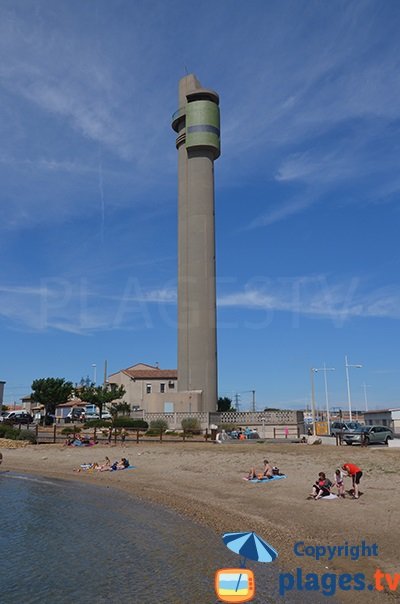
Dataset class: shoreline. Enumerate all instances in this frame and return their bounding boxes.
[2,441,400,603]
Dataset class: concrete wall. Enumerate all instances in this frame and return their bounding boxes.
[132,409,304,433]
[145,390,203,413]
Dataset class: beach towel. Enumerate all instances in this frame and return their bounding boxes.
[110,465,136,472]
[243,475,287,483]
[319,493,338,500]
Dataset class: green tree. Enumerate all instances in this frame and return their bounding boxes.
[31,378,74,421]
[110,402,131,417]
[217,397,234,412]
[78,383,126,418]
[1,404,9,412]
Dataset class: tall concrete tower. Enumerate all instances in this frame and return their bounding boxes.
[171,75,220,412]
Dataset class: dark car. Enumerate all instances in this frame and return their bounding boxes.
[1,411,33,425]
[342,425,393,446]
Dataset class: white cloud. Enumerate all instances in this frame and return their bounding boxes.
[218,277,400,322]
[1,274,400,335]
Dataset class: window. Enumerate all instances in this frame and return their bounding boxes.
[146,384,152,394]
[168,380,175,389]
[160,383,165,393]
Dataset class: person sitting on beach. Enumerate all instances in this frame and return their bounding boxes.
[248,459,274,480]
[333,469,345,498]
[342,462,363,499]
[98,456,111,472]
[311,472,332,499]
[111,457,130,471]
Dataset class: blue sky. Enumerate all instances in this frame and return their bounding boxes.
[1,0,400,411]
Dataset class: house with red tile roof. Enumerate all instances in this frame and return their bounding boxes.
[108,363,203,413]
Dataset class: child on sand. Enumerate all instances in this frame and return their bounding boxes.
[333,469,345,498]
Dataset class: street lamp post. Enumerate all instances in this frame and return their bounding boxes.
[313,364,335,435]
[310,368,317,436]
[345,356,362,421]
[92,363,97,386]
[260,416,266,439]
[362,383,371,412]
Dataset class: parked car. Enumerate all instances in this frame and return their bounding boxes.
[0,411,33,424]
[101,412,112,420]
[330,421,362,437]
[64,408,85,423]
[84,413,100,421]
[342,425,393,446]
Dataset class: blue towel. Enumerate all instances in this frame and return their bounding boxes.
[244,474,287,483]
[110,465,136,472]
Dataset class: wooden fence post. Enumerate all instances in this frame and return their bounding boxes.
[160,430,163,443]
[273,427,276,439]
[136,429,140,444]
[182,430,186,442]
[114,428,117,445]
[53,424,57,443]
[94,427,97,442]
[35,424,39,441]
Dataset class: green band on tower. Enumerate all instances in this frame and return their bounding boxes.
[186,100,220,158]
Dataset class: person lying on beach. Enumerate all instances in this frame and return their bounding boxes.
[74,462,99,472]
[311,472,332,499]
[333,469,345,498]
[248,459,273,480]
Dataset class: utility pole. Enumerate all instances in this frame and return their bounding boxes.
[310,368,317,436]
[345,356,362,421]
[103,359,108,387]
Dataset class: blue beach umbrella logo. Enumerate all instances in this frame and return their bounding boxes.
[222,531,278,566]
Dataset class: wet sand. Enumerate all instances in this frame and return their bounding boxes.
[2,440,400,603]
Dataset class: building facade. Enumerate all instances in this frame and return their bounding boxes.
[108,363,203,413]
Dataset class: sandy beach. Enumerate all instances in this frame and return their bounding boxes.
[2,439,400,603]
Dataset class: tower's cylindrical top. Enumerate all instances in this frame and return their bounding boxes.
[172,74,220,159]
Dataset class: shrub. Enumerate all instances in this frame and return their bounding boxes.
[219,423,239,432]
[83,419,112,429]
[181,417,201,434]
[61,426,82,435]
[149,419,168,434]
[18,431,37,443]
[145,430,161,436]
[112,418,148,430]
[0,425,18,439]
[0,425,36,442]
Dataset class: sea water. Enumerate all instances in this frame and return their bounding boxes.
[0,472,331,603]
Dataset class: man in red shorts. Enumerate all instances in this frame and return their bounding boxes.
[342,462,363,499]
